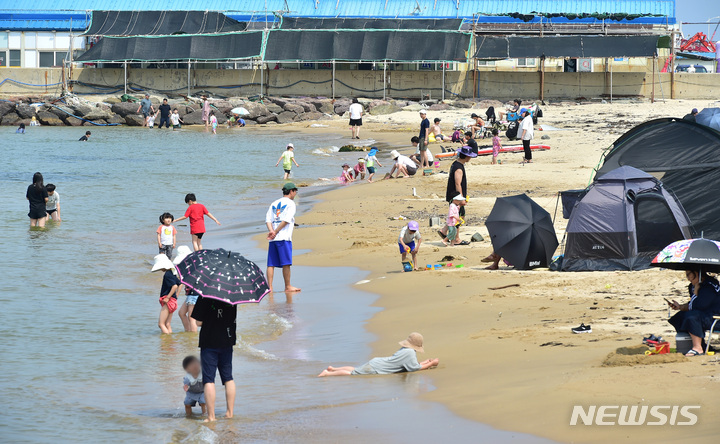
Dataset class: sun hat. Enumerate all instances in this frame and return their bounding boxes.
[151,254,175,273]
[692,108,699,114]
[287,142,294,148]
[452,194,466,201]
[172,245,193,265]
[390,150,401,159]
[358,158,366,163]
[520,108,528,115]
[282,182,298,191]
[408,220,420,231]
[368,147,378,156]
[399,332,425,353]
[457,145,478,158]
[419,110,427,115]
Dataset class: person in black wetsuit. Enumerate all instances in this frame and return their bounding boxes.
[438,145,476,242]
[26,172,48,228]
[668,270,720,356]
[158,99,172,129]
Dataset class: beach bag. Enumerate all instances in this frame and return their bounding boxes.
[451,130,462,143]
[505,121,519,140]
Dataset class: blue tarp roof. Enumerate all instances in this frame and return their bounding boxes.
[1,0,676,31]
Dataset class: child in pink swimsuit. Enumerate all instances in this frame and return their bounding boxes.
[491,129,502,165]
[339,164,355,184]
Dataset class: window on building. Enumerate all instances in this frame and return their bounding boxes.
[0,33,8,49]
[517,58,537,67]
[9,32,21,49]
[9,50,21,67]
[25,33,37,49]
[55,52,67,66]
[39,51,55,67]
[25,50,37,68]
[0,51,5,66]
[477,60,495,66]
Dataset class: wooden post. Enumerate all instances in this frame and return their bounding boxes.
[539,56,545,102]
[332,60,335,99]
[651,54,656,103]
[609,58,613,103]
[124,61,128,94]
[670,30,676,99]
[260,59,264,97]
[441,62,445,101]
[187,61,191,97]
[383,60,387,100]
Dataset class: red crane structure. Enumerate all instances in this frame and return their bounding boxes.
[662,32,717,72]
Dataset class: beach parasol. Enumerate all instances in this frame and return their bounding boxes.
[175,248,270,305]
[485,194,558,270]
[695,108,720,132]
[650,238,720,273]
[231,107,249,116]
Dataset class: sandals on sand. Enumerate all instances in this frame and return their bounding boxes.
[457,241,470,246]
[437,230,446,240]
[685,349,704,357]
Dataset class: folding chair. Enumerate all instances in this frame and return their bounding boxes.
[705,316,720,354]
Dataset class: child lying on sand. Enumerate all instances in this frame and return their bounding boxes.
[318,332,439,376]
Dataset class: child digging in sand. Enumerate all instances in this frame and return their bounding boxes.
[182,356,206,416]
[398,221,422,269]
[318,332,439,376]
[443,194,466,246]
[174,193,221,251]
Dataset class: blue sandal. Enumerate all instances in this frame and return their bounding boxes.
[685,349,704,357]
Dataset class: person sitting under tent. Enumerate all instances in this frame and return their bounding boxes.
[498,99,521,121]
[682,108,698,123]
[667,269,720,356]
[470,113,485,139]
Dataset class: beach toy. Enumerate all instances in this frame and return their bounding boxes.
[426,264,433,270]
[402,261,413,272]
[434,264,442,270]
[434,161,440,168]
[455,264,464,268]
[644,342,670,355]
[446,263,454,267]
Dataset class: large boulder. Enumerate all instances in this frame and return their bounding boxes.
[357,98,373,107]
[15,104,36,119]
[309,99,334,114]
[244,102,269,120]
[83,108,114,121]
[181,110,205,125]
[65,116,84,126]
[334,103,350,116]
[453,100,475,109]
[368,103,400,116]
[276,111,295,124]
[1,113,21,125]
[48,105,74,119]
[267,97,289,108]
[213,100,233,114]
[124,115,146,126]
[256,114,278,124]
[0,101,15,118]
[69,104,92,117]
[296,111,325,122]
[296,101,315,113]
[283,103,305,114]
[111,102,141,118]
[402,103,424,112]
[36,111,64,126]
[265,102,283,114]
[429,103,450,111]
[106,115,126,125]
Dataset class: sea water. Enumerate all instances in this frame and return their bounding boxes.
[0,126,550,443]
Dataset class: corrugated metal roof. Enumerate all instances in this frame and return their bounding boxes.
[1,1,676,31]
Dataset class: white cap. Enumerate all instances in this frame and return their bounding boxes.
[419,109,427,115]
[287,143,294,148]
[453,194,466,201]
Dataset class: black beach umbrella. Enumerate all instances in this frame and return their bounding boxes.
[485,194,559,270]
[651,238,720,273]
[175,248,270,305]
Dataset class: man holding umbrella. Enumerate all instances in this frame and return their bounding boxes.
[266,183,301,293]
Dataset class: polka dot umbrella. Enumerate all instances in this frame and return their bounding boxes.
[175,248,270,305]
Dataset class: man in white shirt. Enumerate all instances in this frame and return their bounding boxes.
[348,98,364,140]
[385,150,418,179]
[520,110,534,164]
[265,183,301,293]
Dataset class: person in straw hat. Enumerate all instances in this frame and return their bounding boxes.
[151,253,182,334]
[318,332,439,377]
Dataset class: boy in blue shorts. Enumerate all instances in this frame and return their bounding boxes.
[191,296,237,422]
[265,183,301,293]
[398,221,422,269]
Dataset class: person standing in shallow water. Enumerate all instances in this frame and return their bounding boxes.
[26,172,49,228]
[266,183,301,293]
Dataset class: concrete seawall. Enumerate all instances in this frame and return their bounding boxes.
[1,68,719,100]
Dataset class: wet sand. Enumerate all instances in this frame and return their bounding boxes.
[285,99,720,443]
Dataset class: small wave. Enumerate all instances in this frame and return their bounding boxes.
[311,145,340,156]
[267,313,293,332]
[237,340,280,361]
[181,425,218,443]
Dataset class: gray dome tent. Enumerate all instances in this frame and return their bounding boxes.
[562,166,693,271]
[596,118,720,240]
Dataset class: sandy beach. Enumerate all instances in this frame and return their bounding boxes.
[280,98,720,443]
